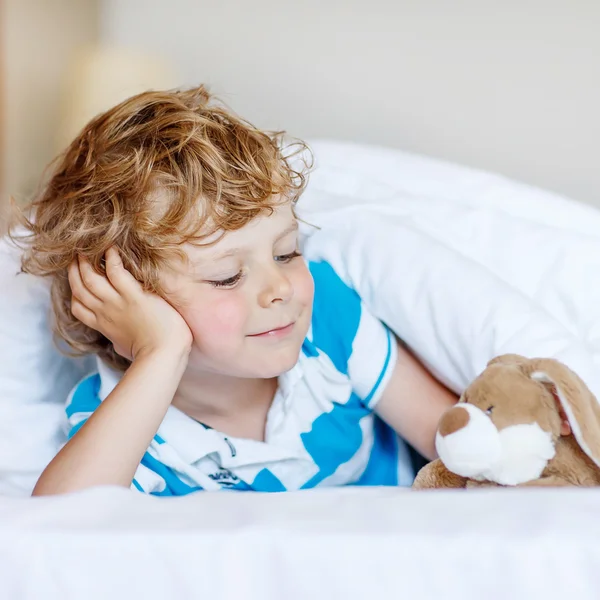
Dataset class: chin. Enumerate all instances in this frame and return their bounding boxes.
[252,345,302,378]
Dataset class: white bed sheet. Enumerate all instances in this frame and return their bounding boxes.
[2,486,600,600]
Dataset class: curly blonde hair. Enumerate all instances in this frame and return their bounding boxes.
[10,85,312,371]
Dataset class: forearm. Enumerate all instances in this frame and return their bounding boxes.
[32,346,189,496]
[375,341,458,461]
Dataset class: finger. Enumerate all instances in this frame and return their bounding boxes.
[68,260,102,310]
[70,295,98,329]
[78,255,120,303]
[104,247,142,294]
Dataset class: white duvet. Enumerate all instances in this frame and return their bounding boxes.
[2,139,600,599]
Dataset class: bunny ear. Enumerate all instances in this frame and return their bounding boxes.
[530,358,600,470]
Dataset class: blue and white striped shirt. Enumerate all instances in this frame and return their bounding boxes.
[65,261,414,495]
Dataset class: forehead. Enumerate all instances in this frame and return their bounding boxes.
[185,203,297,262]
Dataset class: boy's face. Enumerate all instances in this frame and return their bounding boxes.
[161,203,314,379]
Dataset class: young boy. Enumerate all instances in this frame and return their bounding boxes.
[16,86,457,496]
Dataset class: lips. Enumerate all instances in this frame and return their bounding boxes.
[248,322,295,337]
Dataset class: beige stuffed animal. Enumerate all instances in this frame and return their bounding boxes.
[413,354,600,489]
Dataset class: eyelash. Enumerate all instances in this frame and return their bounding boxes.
[208,251,302,288]
[275,250,301,263]
[210,272,244,288]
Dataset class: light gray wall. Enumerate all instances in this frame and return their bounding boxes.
[100,0,600,206]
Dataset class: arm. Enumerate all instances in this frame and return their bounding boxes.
[374,339,458,461]
[32,248,192,496]
[33,347,187,495]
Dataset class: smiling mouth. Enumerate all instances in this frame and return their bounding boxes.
[248,322,295,338]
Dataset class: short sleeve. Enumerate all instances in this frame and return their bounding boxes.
[309,260,397,409]
[65,373,102,440]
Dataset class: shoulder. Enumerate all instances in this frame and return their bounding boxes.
[308,260,360,305]
[305,260,397,408]
[307,260,362,375]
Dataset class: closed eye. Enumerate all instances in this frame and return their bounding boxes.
[275,250,301,263]
[207,250,301,287]
[208,271,243,288]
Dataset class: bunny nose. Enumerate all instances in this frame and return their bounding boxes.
[439,406,470,437]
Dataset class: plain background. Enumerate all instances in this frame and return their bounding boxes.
[2,0,599,218]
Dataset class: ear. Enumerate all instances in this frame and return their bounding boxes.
[486,353,529,368]
[530,358,600,470]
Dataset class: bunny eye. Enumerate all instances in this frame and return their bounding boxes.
[485,406,494,415]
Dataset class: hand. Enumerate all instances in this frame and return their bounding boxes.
[68,247,193,361]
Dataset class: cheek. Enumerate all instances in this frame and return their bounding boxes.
[292,263,315,306]
[182,292,248,343]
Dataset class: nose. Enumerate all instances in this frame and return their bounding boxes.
[258,264,293,307]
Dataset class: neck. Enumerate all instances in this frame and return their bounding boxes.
[172,365,277,440]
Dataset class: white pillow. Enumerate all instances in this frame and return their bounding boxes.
[0,236,92,495]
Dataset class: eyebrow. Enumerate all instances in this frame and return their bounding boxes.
[210,221,299,261]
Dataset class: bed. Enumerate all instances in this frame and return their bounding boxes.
[2,139,600,599]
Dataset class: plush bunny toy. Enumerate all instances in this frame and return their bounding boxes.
[413,354,600,489]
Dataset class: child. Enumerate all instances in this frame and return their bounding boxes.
[14,86,457,496]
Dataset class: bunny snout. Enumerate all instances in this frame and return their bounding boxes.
[435,404,502,480]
